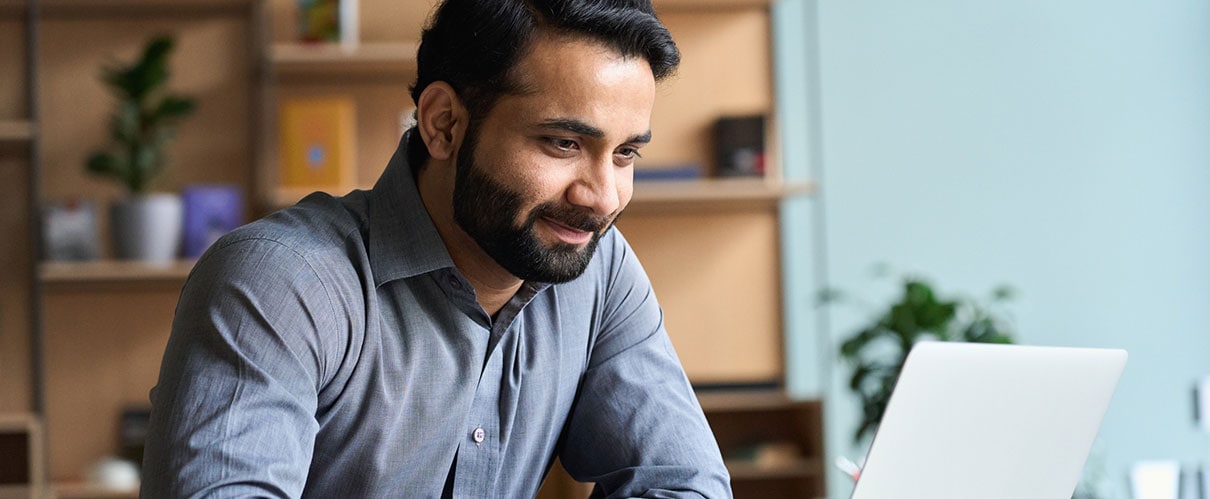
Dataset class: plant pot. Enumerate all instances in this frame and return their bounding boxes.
[110,193,183,262]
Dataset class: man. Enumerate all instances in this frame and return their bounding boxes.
[141,0,731,497]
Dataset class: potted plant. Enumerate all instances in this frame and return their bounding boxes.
[821,271,1017,444]
[86,35,196,262]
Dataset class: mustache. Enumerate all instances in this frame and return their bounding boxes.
[529,202,615,233]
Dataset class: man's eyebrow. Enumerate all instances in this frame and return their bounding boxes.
[537,119,652,144]
[537,119,605,138]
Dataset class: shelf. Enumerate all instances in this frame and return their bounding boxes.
[697,388,799,413]
[270,42,419,76]
[725,458,823,481]
[51,482,138,499]
[655,0,772,11]
[38,0,255,17]
[269,178,812,212]
[0,120,35,143]
[630,178,814,207]
[40,260,195,284]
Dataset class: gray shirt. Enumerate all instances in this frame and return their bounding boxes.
[141,139,731,498]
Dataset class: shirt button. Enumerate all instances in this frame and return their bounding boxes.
[472,427,485,443]
[448,275,462,290]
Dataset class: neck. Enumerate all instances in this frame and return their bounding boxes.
[416,158,522,317]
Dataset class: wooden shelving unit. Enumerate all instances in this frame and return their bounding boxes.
[7,0,824,497]
[39,260,195,284]
[700,391,826,498]
[8,0,263,489]
[0,120,35,143]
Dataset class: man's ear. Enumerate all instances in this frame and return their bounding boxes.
[416,82,467,161]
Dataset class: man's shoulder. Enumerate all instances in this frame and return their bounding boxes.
[197,192,371,286]
[225,192,365,249]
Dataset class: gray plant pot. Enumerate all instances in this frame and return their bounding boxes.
[110,193,183,262]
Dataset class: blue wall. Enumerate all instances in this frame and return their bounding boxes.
[775,1,1210,497]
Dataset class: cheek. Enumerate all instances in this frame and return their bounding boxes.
[616,170,634,210]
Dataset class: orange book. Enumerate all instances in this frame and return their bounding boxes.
[278,97,356,191]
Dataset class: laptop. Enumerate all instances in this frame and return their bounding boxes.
[850,342,1128,499]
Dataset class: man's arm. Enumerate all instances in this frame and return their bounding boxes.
[558,231,731,498]
[141,237,340,498]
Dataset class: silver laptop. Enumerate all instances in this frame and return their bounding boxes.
[850,342,1127,499]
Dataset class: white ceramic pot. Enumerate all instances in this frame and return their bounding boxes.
[110,193,183,262]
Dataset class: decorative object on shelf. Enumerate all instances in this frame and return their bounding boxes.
[820,266,1017,443]
[278,96,356,194]
[714,114,765,177]
[297,0,359,46]
[182,184,244,259]
[42,198,100,261]
[85,35,196,262]
[85,456,140,493]
[633,163,703,181]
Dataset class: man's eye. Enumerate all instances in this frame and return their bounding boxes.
[616,147,643,160]
[549,138,579,151]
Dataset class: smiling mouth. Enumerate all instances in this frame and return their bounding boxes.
[541,216,594,245]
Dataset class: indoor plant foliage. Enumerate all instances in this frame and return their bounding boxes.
[87,35,195,193]
[822,273,1017,444]
[85,35,195,261]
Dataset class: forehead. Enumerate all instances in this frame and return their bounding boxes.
[491,33,656,133]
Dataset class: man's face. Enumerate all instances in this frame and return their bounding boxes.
[451,34,656,283]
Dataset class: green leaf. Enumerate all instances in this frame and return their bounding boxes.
[816,287,844,305]
[154,95,196,120]
[992,285,1017,301]
[112,101,140,145]
[86,152,121,177]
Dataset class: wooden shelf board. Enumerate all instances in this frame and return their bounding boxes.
[270,185,360,210]
[0,120,35,143]
[51,482,138,499]
[270,42,419,74]
[631,178,814,204]
[36,0,257,17]
[656,0,772,11]
[697,389,800,412]
[40,260,195,283]
[725,458,823,481]
[269,178,811,211]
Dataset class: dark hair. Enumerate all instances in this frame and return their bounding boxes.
[406,0,680,169]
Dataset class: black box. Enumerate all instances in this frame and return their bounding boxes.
[714,115,766,177]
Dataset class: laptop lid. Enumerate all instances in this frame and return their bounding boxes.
[850,342,1127,499]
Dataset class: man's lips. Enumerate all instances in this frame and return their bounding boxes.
[541,216,594,245]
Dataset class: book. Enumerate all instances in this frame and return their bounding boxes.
[297,0,358,46]
[278,96,357,192]
[182,185,244,259]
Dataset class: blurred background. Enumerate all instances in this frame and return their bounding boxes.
[779,1,1210,498]
[0,0,1206,498]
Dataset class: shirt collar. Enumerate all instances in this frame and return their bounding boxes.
[366,134,456,286]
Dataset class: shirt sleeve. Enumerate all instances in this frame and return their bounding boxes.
[557,230,732,498]
[141,237,341,498]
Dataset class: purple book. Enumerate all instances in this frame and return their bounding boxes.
[182,185,244,259]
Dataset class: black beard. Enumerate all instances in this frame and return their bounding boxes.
[452,127,614,283]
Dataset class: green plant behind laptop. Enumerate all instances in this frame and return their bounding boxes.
[821,269,1017,444]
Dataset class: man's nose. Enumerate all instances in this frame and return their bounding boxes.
[566,156,621,217]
